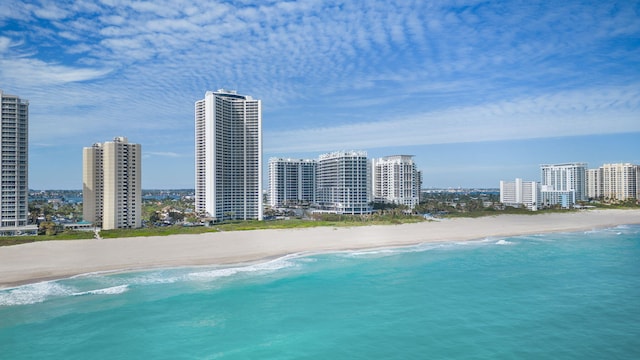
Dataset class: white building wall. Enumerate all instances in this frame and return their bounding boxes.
[195,90,263,221]
[371,155,420,209]
[0,90,30,229]
[540,163,587,205]
[500,178,540,210]
[268,158,316,207]
[317,151,371,214]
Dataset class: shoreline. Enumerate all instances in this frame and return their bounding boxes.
[1,209,639,289]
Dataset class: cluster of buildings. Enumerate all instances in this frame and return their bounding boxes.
[197,90,422,220]
[269,153,421,215]
[2,87,636,235]
[500,162,640,210]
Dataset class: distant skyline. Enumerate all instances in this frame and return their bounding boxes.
[1,0,639,189]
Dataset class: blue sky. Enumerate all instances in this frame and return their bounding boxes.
[1,0,639,189]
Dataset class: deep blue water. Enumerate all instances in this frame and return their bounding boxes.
[1,225,639,359]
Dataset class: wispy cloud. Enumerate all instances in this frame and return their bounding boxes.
[0,57,111,86]
[265,85,640,153]
[144,152,185,158]
[1,0,638,188]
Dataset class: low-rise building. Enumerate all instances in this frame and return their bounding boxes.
[268,158,317,207]
[499,178,540,211]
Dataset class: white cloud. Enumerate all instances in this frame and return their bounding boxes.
[144,152,184,158]
[2,0,639,186]
[0,37,10,52]
[30,2,69,20]
[0,57,111,86]
[265,86,640,153]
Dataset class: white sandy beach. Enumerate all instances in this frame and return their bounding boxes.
[1,209,639,288]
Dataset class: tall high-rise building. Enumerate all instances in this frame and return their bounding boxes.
[268,158,317,207]
[586,168,603,199]
[317,151,371,214]
[540,163,587,206]
[0,90,33,234]
[499,178,540,211]
[371,155,420,209]
[195,90,262,221]
[601,163,640,202]
[83,137,141,230]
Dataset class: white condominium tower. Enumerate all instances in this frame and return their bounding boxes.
[600,163,640,202]
[0,90,30,232]
[317,151,371,214]
[195,90,263,221]
[540,163,587,205]
[83,137,141,230]
[371,155,420,209]
[499,178,540,211]
[268,158,317,207]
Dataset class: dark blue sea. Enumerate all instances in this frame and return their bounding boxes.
[2,225,639,359]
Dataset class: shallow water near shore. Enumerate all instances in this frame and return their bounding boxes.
[2,225,639,359]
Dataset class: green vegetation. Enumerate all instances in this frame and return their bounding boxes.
[586,200,640,209]
[216,213,425,231]
[0,213,424,246]
[444,206,572,218]
[0,230,94,246]
[99,226,216,239]
[2,189,635,247]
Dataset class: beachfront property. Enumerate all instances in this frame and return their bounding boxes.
[83,137,142,230]
[195,90,263,221]
[599,163,640,202]
[586,167,603,200]
[316,151,371,214]
[0,90,37,235]
[499,178,540,211]
[268,158,317,207]
[587,164,640,202]
[371,155,421,209]
[540,163,587,207]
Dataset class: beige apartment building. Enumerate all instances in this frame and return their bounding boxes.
[601,163,640,202]
[83,137,141,230]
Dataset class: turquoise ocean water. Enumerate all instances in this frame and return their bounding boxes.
[1,225,639,359]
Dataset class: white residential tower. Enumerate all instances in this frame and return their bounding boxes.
[268,158,317,207]
[317,151,371,214]
[195,90,263,221]
[371,155,420,209]
[499,178,540,211]
[540,163,587,207]
[0,90,34,235]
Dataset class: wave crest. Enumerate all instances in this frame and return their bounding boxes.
[0,282,74,306]
[73,285,129,296]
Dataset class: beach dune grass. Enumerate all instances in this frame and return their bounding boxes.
[0,214,426,246]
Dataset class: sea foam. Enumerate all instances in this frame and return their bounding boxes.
[72,285,129,296]
[0,282,75,306]
[187,254,300,281]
